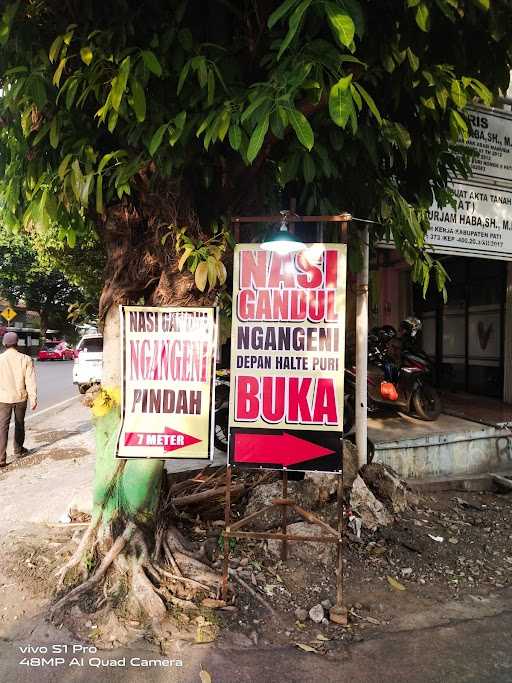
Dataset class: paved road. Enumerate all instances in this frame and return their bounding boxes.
[0,600,511,682]
[33,360,76,413]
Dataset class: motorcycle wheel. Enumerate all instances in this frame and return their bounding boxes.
[412,384,442,421]
[214,406,229,452]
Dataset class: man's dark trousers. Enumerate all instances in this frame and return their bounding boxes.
[0,401,27,466]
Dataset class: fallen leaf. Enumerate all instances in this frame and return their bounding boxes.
[200,670,212,683]
[387,576,406,591]
[428,534,444,543]
[316,634,330,641]
[201,598,226,609]
[296,643,318,653]
[365,616,381,625]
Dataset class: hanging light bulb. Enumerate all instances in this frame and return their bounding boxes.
[261,211,306,254]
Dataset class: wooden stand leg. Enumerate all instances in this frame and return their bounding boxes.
[222,465,232,601]
[281,470,288,562]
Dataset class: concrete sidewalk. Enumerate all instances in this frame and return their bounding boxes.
[0,399,95,539]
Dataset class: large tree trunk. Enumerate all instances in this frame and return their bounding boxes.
[51,209,222,642]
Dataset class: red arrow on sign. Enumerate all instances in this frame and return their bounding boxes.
[233,432,335,467]
[125,427,201,452]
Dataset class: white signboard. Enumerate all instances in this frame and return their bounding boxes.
[426,180,512,260]
[116,306,217,460]
[466,107,512,185]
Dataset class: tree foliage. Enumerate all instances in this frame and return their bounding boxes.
[0,0,510,305]
[0,229,89,336]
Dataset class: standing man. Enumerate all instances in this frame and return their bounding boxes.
[0,332,37,468]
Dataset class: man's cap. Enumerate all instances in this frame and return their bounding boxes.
[3,331,19,346]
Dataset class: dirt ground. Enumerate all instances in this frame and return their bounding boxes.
[1,479,510,654]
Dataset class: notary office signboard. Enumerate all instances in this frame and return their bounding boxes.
[228,244,347,472]
[423,107,512,261]
[116,306,217,459]
[425,180,512,260]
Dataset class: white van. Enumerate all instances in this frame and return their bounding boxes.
[73,334,103,394]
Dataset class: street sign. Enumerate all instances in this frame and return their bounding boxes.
[116,306,217,460]
[228,243,347,472]
[1,307,17,322]
[426,179,512,260]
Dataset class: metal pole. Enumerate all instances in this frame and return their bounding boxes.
[356,223,369,468]
[281,470,288,561]
[222,465,232,602]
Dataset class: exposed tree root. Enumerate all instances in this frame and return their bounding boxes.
[54,520,98,589]
[50,522,135,618]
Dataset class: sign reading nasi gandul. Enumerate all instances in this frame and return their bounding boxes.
[117,306,216,460]
[229,244,346,472]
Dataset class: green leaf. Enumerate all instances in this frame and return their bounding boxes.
[241,94,268,123]
[96,173,103,214]
[229,125,242,151]
[149,124,168,156]
[415,3,430,32]
[355,83,382,124]
[80,46,93,66]
[178,246,194,271]
[108,109,118,133]
[53,58,67,87]
[288,108,314,150]
[177,61,190,94]
[80,173,93,206]
[468,78,493,106]
[302,154,315,182]
[329,74,353,128]
[21,109,31,137]
[49,34,63,63]
[470,0,489,10]
[407,48,419,72]
[449,109,468,142]
[111,56,131,111]
[268,0,300,28]
[31,121,50,146]
[207,256,218,289]
[450,80,466,108]
[207,69,215,106]
[277,0,312,61]
[58,153,72,179]
[217,110,231,141]
[339,0,365,38]
[49,116,59,149]
[66,229,76,248]
[247,113,270,163]
[216,260,227,285]
[71,159,83,202]
[436,87,448,110]
[130,78,146,122]
[65,78,79,109]
[198,58,207,87]
[141,50,162,76]
[195,261,208,291]
[325,3,355,48]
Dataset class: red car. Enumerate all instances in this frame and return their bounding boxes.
[37,341,75,361]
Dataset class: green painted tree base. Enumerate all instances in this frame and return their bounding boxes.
[92,409,163,527]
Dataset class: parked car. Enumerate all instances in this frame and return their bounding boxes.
[37,340,75,361]
[73,334,103,394]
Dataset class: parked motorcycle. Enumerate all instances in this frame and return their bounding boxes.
[344,319,442,422]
